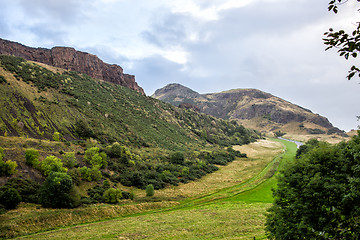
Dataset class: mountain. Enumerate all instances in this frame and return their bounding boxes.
[0,55,259,150]
[152,83,344,135]
[0,38,144,94]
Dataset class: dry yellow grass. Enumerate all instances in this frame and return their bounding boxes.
[154,139,283,200]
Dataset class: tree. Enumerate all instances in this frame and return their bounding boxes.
[324,0,360,80]
[265,135,360,239]
[39,172,75,208]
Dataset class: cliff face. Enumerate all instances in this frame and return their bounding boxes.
[0,38,145,94]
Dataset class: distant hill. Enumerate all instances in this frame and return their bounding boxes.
[152,83,344,136]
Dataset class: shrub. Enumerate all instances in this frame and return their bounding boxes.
[170,151,185,165]
[39,172,75,208]
[62,152,77,168]
[84,147,107,168]
[145,184,155,197]
[0,75,7,84]
[25,148,39,168]
[3,178,40,203]
[103,188,122,203]
[0,187,22,209]
[53,132,61,141]
[0,148,18,176]
[40,155,67,176]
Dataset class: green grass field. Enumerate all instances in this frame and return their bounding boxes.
[10,139,297,240]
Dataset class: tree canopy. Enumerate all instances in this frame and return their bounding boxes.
[265,135,360,239]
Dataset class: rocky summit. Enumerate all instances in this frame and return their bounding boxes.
[0,38,144,94]
[152,83,344,135]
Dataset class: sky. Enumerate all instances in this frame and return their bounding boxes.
[0,0,359,131]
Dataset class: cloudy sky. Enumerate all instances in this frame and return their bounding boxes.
[0,0,359,131]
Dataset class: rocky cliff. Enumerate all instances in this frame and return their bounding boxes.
[152,83,344,135]
[0,38,144,94]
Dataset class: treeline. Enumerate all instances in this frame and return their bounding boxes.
[0,142,246,211]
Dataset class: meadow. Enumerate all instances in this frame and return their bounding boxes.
[6,138,297,239]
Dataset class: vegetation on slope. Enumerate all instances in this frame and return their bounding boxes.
[0,54,260,221]
[0,55,259,149]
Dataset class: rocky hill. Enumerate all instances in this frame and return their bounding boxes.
[152,83,344,135]
[0,38,144,94]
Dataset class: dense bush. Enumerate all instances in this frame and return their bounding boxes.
[145,184,155,197]
[62,152,78,168]
[103,188,122,203]
[25,148,40,168]
[39,172,76,208]
[40,155,67,176]
[3,178,40,203]
[0,75,7,84]
[0,147,17,176]
[0,187,21,209]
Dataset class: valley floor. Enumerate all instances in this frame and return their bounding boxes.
[5,139,297,240]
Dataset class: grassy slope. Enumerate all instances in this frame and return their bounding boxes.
[0,55,258,151]
[9,139,297,240]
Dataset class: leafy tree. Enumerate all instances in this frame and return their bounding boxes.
[145,184,155,197]
[39,172,75,208]
[266,135,360,239]
[40,155,67,176]
[103,188,122,203]
[25,148,39,168]
[53,131,61,141]
[324,0,360,80]
[0,187,22,209]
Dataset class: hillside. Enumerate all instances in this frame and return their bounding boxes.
[152,83,344,136]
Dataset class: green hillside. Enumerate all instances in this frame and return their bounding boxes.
[0,55,261,220]
[0,55,258,150]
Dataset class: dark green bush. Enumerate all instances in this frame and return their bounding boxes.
[39,172,76,208]
[0,187,22,209]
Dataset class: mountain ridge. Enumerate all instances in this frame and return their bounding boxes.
[0,38,144,94]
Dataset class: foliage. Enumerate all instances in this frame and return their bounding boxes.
[266,134,360,239]
[145,184,155,197]
[103,188,122,203]
[0,187,22,209]
[25,148,40,168]
[53,132,61,141]
[324,0,360,80]
[84,147,107,168]
[62,152,78,168]
[170,151,185,165]
[0,75,7,84]
[274,130,285,137]
[39,172,76,208]
[40,155,67,176]
[2,177,40,203]
[0,147,17,176]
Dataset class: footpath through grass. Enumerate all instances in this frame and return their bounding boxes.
[12,139,297,240]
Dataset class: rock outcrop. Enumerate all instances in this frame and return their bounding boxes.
[152,83,344,135]
[0,38,145,94]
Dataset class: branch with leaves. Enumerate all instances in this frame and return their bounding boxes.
[323,0,360,80]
